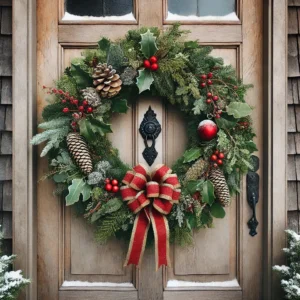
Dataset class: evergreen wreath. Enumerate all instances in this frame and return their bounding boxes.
[32,24,257,267]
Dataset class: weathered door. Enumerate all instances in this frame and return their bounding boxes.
[37,0,263,299]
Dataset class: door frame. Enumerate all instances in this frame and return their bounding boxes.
[12,0,287,299]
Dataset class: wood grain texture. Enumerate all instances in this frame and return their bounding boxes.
[289,0,300,6]
[1,7,12,35]
[164,290,242,300]
[59,290,138,300]
[289,7,299,34]
[288,36,300,77]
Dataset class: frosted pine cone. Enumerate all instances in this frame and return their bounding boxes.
[208,167,231,207]
[81,87,101,108]
[184,159,209,183]
[92,63,122,98]
[67,132,93,175]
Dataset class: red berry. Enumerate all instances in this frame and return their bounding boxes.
[217,159,223,165]
[150,63,159,71]
[87,107,93,113]
[111,179,118,186]
[78,106,84,112]
[200,82,206,88]
[213,163,218,168]
[218,152,225,159]
[192,192,200,200]
[215,114,221,119]
[73,99,79,105]
[206,99,212,104]
[149,56,158,64]
[62,99,67,103]
[207,92,212,98]
[63,107,69,113]
[143,60,151,69]
[207,79,213,85]
[211,154,218,161]
[83,100,88,106]
[201,74,207,80]
[71,121,77,127]
[105,184,113,192]
[112,185,119,193]
[214,150,219,155]
[207,72,213,79]
[213,95,219,101]
[105,178,111,184]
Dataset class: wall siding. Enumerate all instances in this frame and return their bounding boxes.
[0,0,12,255]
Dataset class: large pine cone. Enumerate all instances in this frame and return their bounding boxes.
[67,132,93,175]
[92,63,122,98]
[208,167,231,207]
[184,159,209,183]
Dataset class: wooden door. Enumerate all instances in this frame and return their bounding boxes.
[36,0,263,299]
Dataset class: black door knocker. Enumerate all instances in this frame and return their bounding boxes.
[246,155,259,237]
[139,106,161,166]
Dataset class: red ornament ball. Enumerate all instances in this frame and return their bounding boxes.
[211,154,218,161]
[112,185,119,193]
[197,120,218,141]
[105,184,113,192]
[143,60,151,69]
[111,179,118,186]
[149,56,158,64]
[150,63,159,71]
[218,152,225,159]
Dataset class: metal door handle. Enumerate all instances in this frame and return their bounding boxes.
[246,156,259,237]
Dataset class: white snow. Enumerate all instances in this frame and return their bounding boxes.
[62,12,136,21]
[167,279,240,288]
[166,12,239,21]
[62,281,134,288]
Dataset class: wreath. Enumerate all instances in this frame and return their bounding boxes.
[32,24,257,269]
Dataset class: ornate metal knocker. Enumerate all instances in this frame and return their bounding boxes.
[139,106,161,166]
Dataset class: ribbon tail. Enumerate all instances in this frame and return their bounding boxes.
[124,209,150,267]
[150,208,171,270]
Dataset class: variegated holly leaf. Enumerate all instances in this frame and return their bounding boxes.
[140,29,158,58]
[136,69,154,94]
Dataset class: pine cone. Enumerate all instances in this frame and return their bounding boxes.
[208,167,231,207]
[184,159,209,183]
[67,132,93,175]
[92,63,122,98]
[81,87,101,108]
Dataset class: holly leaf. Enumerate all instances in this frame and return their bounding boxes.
[79,117,112,142]
[210,203,226,218]
[184,41,199,49]
[66,179,91,206]
[245,141,258,152]
[183,148,202,163]
[187,179,204,194]
[91,198,123,223]
[140,29,158,58]
[215,113,237,129]
[111,99,129,113]
[53,172,68,183]
[136,69,154,94]
[201,180,215,206]
[226,102,252,119]
[70,63,93,90]
[98,37,111,52]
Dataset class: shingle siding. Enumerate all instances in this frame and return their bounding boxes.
[0,0,12,256]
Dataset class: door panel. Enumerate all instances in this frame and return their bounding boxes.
[37,0,263,299]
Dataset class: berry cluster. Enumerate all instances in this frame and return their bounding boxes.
[199,72,213,88]
[237,121,250,130]
[104,178,119,193]
[210,150,225,168]
[143,56,159,71]
[206,92,223,119]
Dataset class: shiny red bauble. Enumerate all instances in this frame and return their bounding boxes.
[112,185,120,193]
[197,120,218,141]
[150,63,159,71]
[111,179,118,186]
[149,56,157,64]
[105,184,113,192]
[143,60,151,69]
